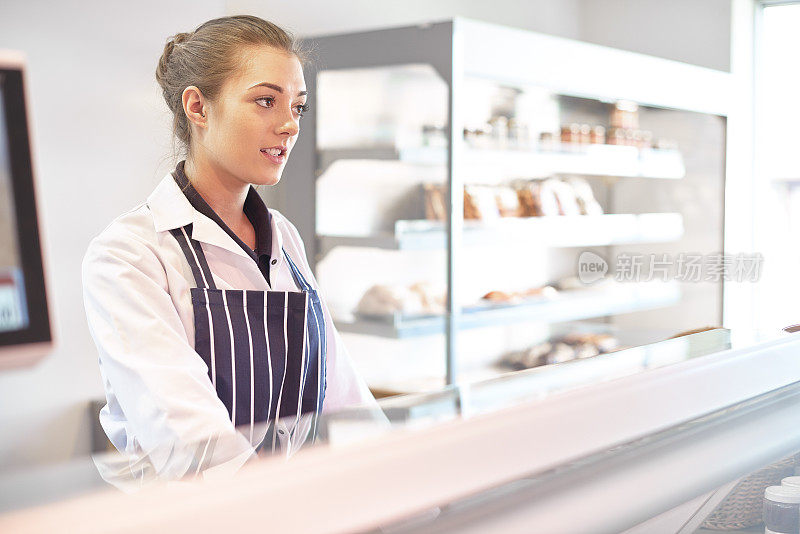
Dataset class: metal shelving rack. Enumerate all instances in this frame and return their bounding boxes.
[282,18,732,387]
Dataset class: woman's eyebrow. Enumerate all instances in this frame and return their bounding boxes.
[247,81,307,96]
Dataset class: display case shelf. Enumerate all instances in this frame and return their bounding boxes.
[318,212,684,257]
[334,282,681,339]
[318,144,686,180]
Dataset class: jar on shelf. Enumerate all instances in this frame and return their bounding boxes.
[488,116,509,149]
[539,131,556,151]
[607,127,626,146]
[579,124,592,144]
[781,476,800,489]
[610,100,640,130]
[763,486,800,534]
[560,123,581,145]
[590,125,606,144]
[508,118,530,149]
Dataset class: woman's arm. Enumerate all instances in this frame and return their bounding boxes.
[82,223,254,477]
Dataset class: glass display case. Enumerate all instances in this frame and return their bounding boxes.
[4,327,800,534]
[281,18,732,395]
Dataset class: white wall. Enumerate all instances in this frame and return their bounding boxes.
[0,0,737,469]
[227,0,583,40]
[579,0,732,72]
[0,0,224,470]
[229,0,732,71]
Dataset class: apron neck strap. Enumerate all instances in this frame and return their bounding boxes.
[282,248,312,292]
[169,225,217,290]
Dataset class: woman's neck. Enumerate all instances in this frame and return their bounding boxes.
[184,156,255,246]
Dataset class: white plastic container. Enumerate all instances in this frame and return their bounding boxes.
[764,486,800,534]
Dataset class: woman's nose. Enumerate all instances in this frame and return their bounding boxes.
[277,109,299,137]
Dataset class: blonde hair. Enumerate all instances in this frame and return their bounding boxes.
[155,15,310,156]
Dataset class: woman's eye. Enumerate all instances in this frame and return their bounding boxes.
[295,103,309,117]
[255,96,274,108]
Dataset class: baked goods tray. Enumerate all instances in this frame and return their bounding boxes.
[339,283,680,338]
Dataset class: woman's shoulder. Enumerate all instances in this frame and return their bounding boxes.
[83,202,161,265]
[268,208,303,245]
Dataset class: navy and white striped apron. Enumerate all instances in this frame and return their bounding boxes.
[169,225,327,453]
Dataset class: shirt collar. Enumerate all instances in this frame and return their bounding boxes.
[243,185,273,259]
[171,160,273,261]
[146,164,283,263]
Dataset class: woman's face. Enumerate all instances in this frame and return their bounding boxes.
[197,45,307,187]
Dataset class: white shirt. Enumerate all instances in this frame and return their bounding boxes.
[82,172,380,476]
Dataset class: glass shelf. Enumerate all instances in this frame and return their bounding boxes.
[317,144,686,180]
[318,212,684,257]
[334,281,680,339]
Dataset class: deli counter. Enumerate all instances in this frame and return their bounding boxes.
[3,327,800,533]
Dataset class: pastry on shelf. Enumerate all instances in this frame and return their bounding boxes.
[572,342,600,359]
[668,326,720,339]
[423,183,447,221]
[424,183,485,221]
[409,281,446,315]
[514,181,544,217]
[543,178,582,216]
[463,185,481,220]
[520,285,559,299]
[499,331,620,370]
[494,185,523,217]
[546,342,575,364]
[536,179,563,216]
[481,290,522,304]
[424,178,601,221]
[500,340,575,369]
[480,284,558,305]
[355,284,425,317]
[559,332,619,353]
[502,342,553,370]
[465,185,501,221]
[355,282,446,317]
[565,176,603,216]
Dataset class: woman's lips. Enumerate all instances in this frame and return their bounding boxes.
[260,148,287,165]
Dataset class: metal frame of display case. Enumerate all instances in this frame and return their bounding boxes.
[280,18,732,386]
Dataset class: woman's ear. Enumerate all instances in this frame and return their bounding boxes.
[182,86,207,128]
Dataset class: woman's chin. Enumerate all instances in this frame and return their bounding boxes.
[252,171,282,187]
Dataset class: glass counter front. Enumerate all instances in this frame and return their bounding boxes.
[3,327,799,534]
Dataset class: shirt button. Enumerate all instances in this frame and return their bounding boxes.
[271,259,277,265]
[278,429,285,435]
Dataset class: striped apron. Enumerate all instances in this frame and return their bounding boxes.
[170,224,327,454]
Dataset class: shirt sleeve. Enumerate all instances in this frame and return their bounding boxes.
[278,217,382,415]
[82,226,254,477]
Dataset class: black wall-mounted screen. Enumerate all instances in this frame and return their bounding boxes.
[0,66,51,349]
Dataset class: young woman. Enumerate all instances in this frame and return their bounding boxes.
[82,15,379,472]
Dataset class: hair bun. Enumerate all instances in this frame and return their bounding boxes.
[172,32,191,46]
[156,32,191,87]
